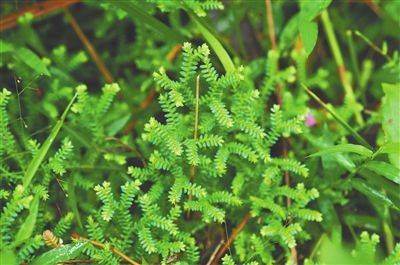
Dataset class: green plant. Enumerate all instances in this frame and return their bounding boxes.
[1,0,399,264]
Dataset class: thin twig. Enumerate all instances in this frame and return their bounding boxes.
[187,75,201,209]
[105,136,147,166]
[71,234,140,265]
[122,89,157,134]
[361,0,383,18]
[209,2,295,263]
[210,214,252,265]
[320,10,364,126]
[64,8,114,84]
[266,0,297,263]
[346,30,361,89]
[354,30,391,61]
[123,44,182,134]
[62,259,96,264]
[0,0,80,32]
[265,0,276,50]
[190,75,200,182]
[206,240,224,265]
[167,44,182,62]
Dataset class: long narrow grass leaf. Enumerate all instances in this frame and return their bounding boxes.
[352,179,397,209]
[111,2,183,42]
[364,161,400,185]
[303,84,371,149]
[68,176,83,228]
[22,93,77,191]
[190,14,235,73]
[13,195,40,247]
[309,144,373,158]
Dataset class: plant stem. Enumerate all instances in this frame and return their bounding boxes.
[62,259,95,264]
[123,45,181,134]
[209,213,252,265]
[265,0,276,50]
[71,234,140,265]
[188,75,200,205]
[0,0,80,32]
[354,30,391,61]
[166,44,182,62]
[266,0,297,263]
[382,205,394,253]
[361,0,383,17]
[64,9,114,84]
[303,84,372,149]
[346,30,361,89]
[320,10,364,126]
[190,75,200,182]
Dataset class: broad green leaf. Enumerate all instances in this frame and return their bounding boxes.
[22,93,77,191]
[0,248,17,265]
[303,84,372,149]
[309,144,373,158]
[279,14,299,51]
[15,47,50,76]
[110,2,182,42]
[364,161,400,184]
[0,39,14,53]
[299,20,318,55]
[352,179,396,209]
[190,14,235,73]
[382,83,400,168]
[31,242,87,265]
[299,0,332,21]
[13,195,40,247]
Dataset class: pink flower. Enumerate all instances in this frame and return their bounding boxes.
[305,113,317,127]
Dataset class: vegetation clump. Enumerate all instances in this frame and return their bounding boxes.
[0,0,399,264]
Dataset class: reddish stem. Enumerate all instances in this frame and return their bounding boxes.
[71,233,140,265]
[210,214,252,265]
[64,8,114,84]
[0,0,80,32]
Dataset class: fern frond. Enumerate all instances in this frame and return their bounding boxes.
[48,138,73,176]
[96,83,120,118]
[93,182,115,222]
[53,212,74,237]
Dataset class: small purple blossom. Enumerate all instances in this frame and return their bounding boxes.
[305,113,317,127]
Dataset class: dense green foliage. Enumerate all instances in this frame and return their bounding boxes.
[0,0,399,264]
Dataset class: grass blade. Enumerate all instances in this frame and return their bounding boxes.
[111,2,183,42]
[364,161,400,185]
[15,47,50,76]
[309,143,373,158]
[13,195,40,247]
[189,14,235,73]
[22,93,77,191]
[352,179,397,209]
[68,176,83,228]
[303,84,371,149]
